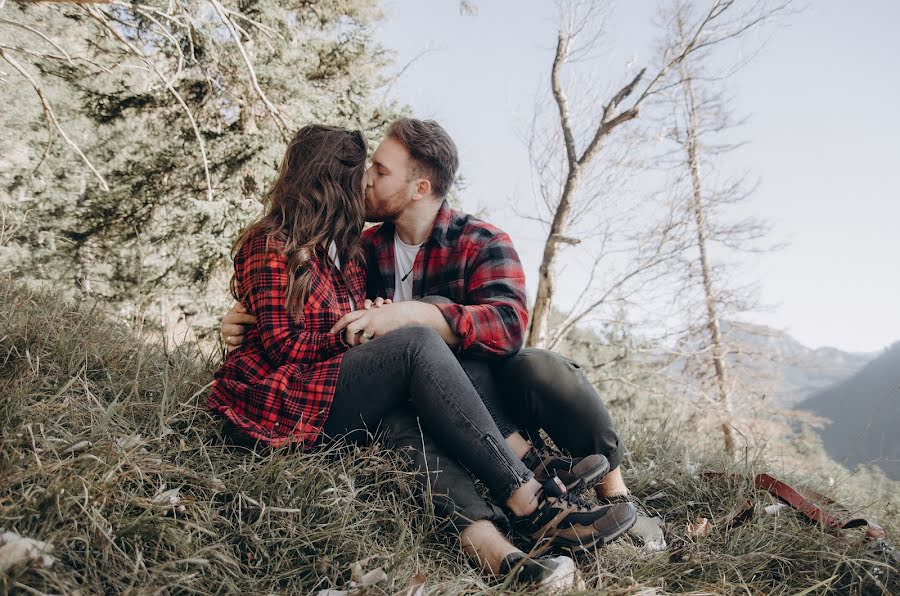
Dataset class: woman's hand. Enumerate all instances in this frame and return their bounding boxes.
[336,297,394,346]
[221,302,257,352]
[222,298,389,353]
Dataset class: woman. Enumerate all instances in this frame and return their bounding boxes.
[207,124,577,589]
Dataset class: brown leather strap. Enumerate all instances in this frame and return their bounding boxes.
[703,471,886,539]
[755,473,885,539]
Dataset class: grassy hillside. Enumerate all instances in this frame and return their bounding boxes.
[1,279,896,594]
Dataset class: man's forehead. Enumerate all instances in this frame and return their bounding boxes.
[373,137,409,166]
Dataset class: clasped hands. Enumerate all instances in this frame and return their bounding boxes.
[330,297,425,347]
[221,297,427,352]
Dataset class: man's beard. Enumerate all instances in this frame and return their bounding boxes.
[365,188,409,223]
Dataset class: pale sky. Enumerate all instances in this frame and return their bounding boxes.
[375,0,900,353]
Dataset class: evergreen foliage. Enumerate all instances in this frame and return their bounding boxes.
[0,0,400,339]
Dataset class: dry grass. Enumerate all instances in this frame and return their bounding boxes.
[1,279,896,594]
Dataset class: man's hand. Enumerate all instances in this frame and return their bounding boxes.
[331,300,409,347]
[330,299,459,347]
[221,302,256,353]
[362,297,392,310]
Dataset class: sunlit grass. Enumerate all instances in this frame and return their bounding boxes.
[1,279,896,594]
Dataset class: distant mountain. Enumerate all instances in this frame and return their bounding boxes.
[799,341,900,480]
[657,321,875,406]
[721,322,876,406]
[565,317,874,406]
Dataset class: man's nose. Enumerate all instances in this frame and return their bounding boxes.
[364,167,373,187]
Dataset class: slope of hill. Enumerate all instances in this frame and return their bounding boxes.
[799,341,900,480]
[3,281,897,594]
[561,318,873,411]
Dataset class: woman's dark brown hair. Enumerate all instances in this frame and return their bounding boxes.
[231,124,368,317]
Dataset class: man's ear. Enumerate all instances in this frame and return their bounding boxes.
[413,178,432,201]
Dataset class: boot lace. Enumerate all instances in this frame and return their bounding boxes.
[549,485,594,512]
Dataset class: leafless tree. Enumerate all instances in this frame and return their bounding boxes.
[526,0,791,350]
[652,0,791,455]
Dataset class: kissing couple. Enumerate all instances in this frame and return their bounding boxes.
[210,118,647,590]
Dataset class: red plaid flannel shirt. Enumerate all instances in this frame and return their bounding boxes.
[207,232,366,447]
[363,200,529,357]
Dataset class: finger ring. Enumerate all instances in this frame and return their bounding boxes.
[362,332,374,340]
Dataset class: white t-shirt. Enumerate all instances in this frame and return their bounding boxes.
[393,231,423,303]
[327,241,355,310]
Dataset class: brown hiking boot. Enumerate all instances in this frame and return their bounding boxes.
[523,446,610,493]
[514,477,637,555]
[601,493,667,552]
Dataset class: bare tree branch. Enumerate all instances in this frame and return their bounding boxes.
[551,32,578,168]
[86,4,213,201]
[547,249,676,350]
[609,66,646,113]
[0,48,109,191]
[0,17,74,65]
[209,0,290,142]
[381,45,435,102]
[631,1,723,108]
[0,43,113,73]
[130,6,186,81]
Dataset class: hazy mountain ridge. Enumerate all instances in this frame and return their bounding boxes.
[799,341,900,480]
[720,321,877,406]
[563,318,875,406]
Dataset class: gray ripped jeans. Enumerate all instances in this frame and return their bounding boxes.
[321,325,533,530]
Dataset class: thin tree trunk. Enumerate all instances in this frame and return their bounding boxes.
[525,0,757,349]
[683,73,736,456]
[528,169,581,348]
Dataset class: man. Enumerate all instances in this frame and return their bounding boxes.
[221,118,662,574]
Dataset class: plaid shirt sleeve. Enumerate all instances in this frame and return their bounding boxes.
[430,231,529,357]
[244,236,348,367]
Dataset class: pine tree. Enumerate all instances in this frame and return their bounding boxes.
[1,0,400,340]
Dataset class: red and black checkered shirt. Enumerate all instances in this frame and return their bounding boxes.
[363,200,529,358]
[207,232,366,447]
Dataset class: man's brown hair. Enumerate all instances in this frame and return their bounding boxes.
[386,118,459,198]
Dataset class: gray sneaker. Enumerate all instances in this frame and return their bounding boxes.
[499,551,577,591]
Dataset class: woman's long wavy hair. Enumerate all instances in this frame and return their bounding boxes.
[231,124,368,318]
